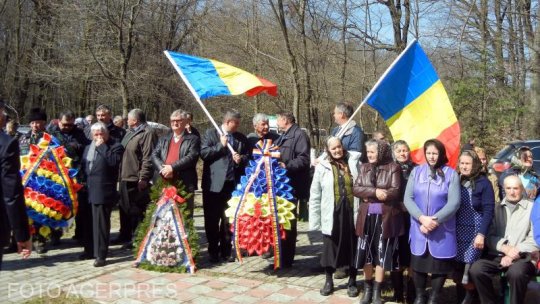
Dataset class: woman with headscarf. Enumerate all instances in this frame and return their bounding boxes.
[391,140,417,303]
[454,150,494,303]
[404,139,460,304]
[309,137,362,297]
[354,139,403,304]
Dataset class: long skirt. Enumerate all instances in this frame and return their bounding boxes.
[320,197,356,269]
[355,213,399,271]
[395,212,412,268]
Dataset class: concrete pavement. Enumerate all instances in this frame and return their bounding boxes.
[1,206,457,303]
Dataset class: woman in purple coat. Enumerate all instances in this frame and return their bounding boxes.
[404,139,460,304]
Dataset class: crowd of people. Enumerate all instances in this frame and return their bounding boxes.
[1,99,540,304]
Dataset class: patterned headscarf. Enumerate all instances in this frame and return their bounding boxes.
[365,139,393,186]
[392,140,416,180]
[458,150,484,190]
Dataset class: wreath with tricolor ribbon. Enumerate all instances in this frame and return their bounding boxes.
[134,183,197,273]
[20,133,82,238]
[225,138,295,269]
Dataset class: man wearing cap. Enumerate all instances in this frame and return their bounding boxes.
[18,107,48,253]
[19,107,47,155]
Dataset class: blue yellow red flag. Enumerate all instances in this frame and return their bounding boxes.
[164,51,277,100]
[366,40,460,167]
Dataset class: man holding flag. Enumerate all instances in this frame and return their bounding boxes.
[201,109,250,263]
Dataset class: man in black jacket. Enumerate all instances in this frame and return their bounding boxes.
[152,109,200,217]
[0,100,32,270]
[81,122,124,267]
[201,109,250,263]
[275,111,311,268]
[47,110,90,245]
[86,105,129,245]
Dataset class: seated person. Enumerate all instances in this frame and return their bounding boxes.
[469,175,540,304]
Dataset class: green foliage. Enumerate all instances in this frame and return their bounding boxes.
[133,178,199,273]
[447,76,527,155]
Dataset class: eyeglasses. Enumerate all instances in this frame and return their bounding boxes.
[170,119,184,124]
[61,123,75,127]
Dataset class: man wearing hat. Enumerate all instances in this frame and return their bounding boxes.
[18,107,48,253]
[19,107,47,155]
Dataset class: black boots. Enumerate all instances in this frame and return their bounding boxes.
[413,288,426,304]
[360,279,373,304]
[391,271,404,303]
[372,281,383,304]
[320,268,334,296]
[320,279,334,296]
[347,275,359,297]
[406,277,416,304]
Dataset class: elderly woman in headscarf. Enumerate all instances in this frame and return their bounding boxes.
[309,136,362,297]
[390,140,417,303]
[498,146,540,200]
[404,139,460,304]
[454,150,494,303]
[354,139,403,304]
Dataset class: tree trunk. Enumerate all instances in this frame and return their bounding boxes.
[269,0,300,122]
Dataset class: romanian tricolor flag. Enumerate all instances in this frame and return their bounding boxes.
[164,51,278,100]
[366,40,460,167]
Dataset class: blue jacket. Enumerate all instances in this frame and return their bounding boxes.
[533,196,540,246]
[331,124,364,154]
[467,175,495,236]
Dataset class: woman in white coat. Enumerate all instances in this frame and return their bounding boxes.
[309,136,361,297]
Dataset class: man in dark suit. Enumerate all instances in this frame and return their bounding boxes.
[275,111,311,268]
[0,99,32,270]
[84,105,128,246]
[80,122,124,267]
[201,109,250,263]
[152,109,200,217]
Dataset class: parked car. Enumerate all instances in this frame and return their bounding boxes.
[488,140,540,175]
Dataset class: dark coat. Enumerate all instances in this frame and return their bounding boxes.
[466,175,495,236]
[353,161,404,238]
[47,124,90,170]
[152,131,200,192]
[0,132,30,246]
[247,131,280,149]
[201,128,250,193]
[120,124,157,182]
[82,139,124,204]
[18,131,44,155]
[275,124,311,200]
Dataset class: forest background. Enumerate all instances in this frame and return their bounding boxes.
[1,0,539,155]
